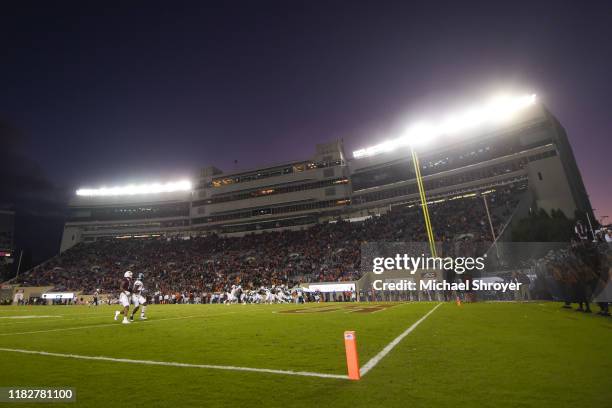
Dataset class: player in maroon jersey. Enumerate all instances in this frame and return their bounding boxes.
[114,271,133,324]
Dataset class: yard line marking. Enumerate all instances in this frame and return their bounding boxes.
[0,315,204,336]
[0,308,252,328]
[0,347,349,380]
[359,303,442,377]
[0,313,181,326]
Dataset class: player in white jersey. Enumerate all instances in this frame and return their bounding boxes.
[264,288,275,304]
[276,287,287,303]
[232,285,241,304]
[130,273,148,321]
[225,285,237,304]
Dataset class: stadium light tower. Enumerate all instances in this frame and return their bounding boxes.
[76,180,193,196]
[353,93,538,257]
[353,94,536,159]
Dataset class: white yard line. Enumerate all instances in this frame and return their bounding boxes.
[0,315,62,319]
[0,313,149,326]
[359,303,442,377]
[0,347,348,380]
[0,311,209,325]
[0,309,252,331]
[0,315,205,336]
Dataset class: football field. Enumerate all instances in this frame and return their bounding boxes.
[0,302,610,407]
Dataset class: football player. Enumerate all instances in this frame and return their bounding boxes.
[264,287,275,304]
[226,285,238,304]
[114,271,133,324]
[130,273,148,321]
[91,289,100,307]
[276,286,287,303]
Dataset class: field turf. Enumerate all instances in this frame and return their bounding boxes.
[0,302,610,407]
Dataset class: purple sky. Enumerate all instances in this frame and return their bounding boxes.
[2,1,611,221]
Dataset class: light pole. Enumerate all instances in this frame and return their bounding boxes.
[16,250,23,277]
[586,211,596,241]
[482,193,500,258]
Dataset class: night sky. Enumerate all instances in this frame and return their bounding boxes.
[1,1,611,261]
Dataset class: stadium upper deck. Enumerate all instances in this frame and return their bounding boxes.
[61,95,592,252]
[190,140,350,234]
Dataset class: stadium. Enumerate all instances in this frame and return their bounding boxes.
[1,92,610,407]
[3,3,612,406]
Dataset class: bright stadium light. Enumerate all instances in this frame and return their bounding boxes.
[76,180,193,196]
[353,93,537,158]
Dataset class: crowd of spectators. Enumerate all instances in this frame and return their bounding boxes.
[12,186,521,295]
[535,240,611,315]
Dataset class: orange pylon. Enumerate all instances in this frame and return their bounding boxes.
[344,331,361,380]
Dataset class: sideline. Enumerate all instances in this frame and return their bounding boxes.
[0,347,348,380]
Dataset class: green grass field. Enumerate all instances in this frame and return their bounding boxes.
[0,302,610,407]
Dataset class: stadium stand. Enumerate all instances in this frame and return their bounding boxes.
[13,185,523,295]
